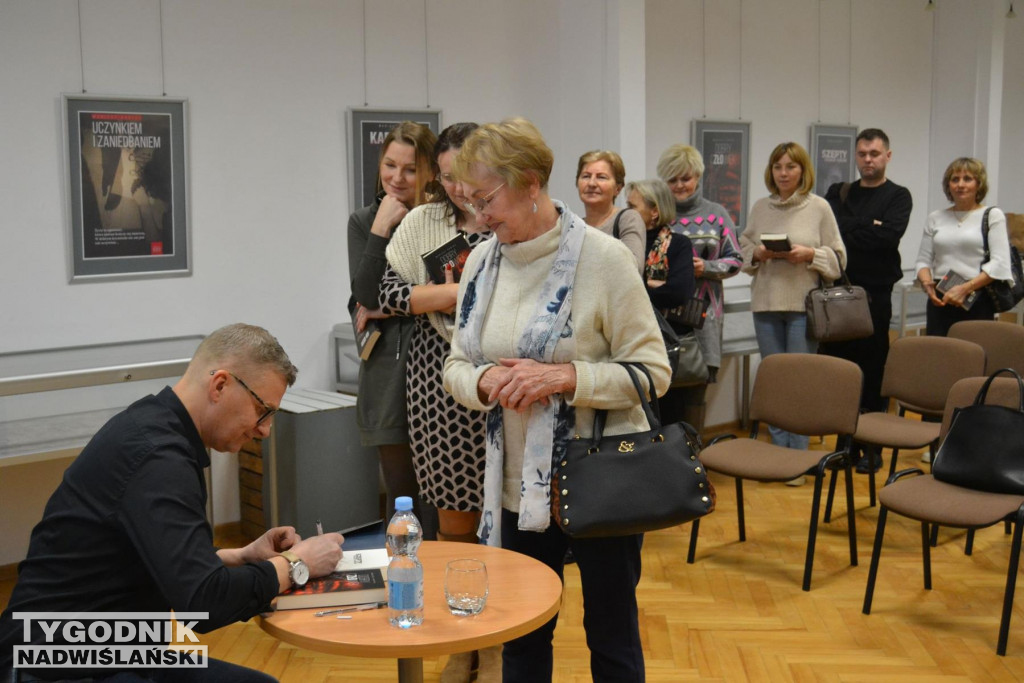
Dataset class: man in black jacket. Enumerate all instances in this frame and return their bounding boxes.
[0,324,344,682]
[822,129,913,473]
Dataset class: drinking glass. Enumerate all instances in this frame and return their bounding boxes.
[444,559,488,616]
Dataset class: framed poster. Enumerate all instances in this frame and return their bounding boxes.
[691,120,750,231]
[809,124,858,197]
[64,94,190,282]
[347,108,442,210]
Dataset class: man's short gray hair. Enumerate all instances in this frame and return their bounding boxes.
[193,323,298,386]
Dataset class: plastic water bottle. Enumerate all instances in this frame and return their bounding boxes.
[386,496,424,628]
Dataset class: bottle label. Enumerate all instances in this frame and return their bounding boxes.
[388,580,423,610]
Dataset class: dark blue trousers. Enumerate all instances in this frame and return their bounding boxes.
[500,509,645,683]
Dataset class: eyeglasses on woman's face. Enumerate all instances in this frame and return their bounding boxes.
[466,182,506,215]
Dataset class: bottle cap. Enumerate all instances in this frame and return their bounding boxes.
[395,496,413,511]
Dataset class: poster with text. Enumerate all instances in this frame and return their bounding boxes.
[348,109,442,210]
[810,125,857,197]
[692,120,750,232]
[65,95,190,281]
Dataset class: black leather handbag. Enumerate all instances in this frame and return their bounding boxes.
[932,368,1024,495]
[551,362,715,538]
[981,208,1024,312]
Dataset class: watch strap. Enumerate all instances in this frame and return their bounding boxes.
[280,550,301,564]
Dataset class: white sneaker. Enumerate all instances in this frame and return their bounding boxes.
[785,476,806,487]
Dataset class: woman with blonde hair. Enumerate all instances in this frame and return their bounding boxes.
[740,142,845,459]
[915,157,1013,336]
[445,118,669,682]
[347,121,437,527]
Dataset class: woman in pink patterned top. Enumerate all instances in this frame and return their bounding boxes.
[657,144,743,431]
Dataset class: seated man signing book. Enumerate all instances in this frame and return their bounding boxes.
[0,324,344,683]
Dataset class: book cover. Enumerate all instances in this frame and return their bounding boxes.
[936,271,978,310]
[350,308,382,361]
[760,233,792,252]
[422,233,471,284]
[275,567,388,611]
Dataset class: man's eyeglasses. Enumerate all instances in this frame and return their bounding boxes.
[466,183,505,215]
[214,370,279,425]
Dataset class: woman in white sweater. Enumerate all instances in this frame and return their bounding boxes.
[739,142,845,455]
[914,157,1012,336]
[444,118,669,683]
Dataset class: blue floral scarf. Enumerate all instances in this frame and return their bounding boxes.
[456,200,586,545]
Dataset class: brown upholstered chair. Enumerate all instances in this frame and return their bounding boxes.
[825,335,986,516]
[949,319,1024,375]
[862,375,1024,655]
[687,353,862,591]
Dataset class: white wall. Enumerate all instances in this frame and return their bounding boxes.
[1,0,1022,565]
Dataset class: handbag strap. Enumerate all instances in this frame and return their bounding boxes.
[980,207,995,270]
[972,367,1024,411]
[817,247,852,290]
[588,362,662,447]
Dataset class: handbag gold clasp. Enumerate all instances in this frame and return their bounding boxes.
[618,440,635,453]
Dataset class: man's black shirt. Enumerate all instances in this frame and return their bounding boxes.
[825,179,913,288]
[0,387,279,674]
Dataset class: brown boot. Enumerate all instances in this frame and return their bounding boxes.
[476,645,502,683]
[439,651,474,683]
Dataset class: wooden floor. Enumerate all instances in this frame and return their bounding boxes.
[5,436,1024,681]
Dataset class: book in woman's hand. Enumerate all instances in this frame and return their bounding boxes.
[936,271,978,310]
[422,233,471,284]
[760,233,792,252]
[350,308,382,360]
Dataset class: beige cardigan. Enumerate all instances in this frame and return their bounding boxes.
[443,218,672,511]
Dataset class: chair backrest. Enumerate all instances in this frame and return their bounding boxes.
[750,353,862,436]
[880,335,986,415]
[940,374,1024,439]
[948,320,1024,375]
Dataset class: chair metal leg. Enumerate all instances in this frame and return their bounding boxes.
[922,522,932,590]
[966,529,975,555]
[863,505,889,614]
[803,472,826,591]
[736,478,746,542]
[1007,520,1013,535]
[845,461,858,567]
[930,523,939,547]
[867,449,877,508]
[823,468,838,523]
[888,446,900,478]
[997,513,1024,656]
[687,517,700,564]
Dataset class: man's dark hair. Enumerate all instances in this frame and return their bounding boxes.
[856,128,890,149]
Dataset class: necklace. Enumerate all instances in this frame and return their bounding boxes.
[952,207,977,226]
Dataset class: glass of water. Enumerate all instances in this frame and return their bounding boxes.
[445,559,488,616]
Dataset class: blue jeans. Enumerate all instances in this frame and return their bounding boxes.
[753,312,816,450]
[500,510,645,683]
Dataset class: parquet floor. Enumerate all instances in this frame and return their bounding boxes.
[5,434,1024,681]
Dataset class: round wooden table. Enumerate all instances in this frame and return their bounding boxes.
[259,541,563,683]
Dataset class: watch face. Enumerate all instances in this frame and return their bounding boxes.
[292,561,310,586]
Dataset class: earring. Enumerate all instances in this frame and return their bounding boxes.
[532,202,538,214]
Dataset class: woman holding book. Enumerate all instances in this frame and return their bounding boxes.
[914,157,1012,336]
[347,121,436,528]
[740,142,844,461]
[380,123,498,683]
[575,149,646,273]
[444,118,670,683]
[625,178,701,427]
